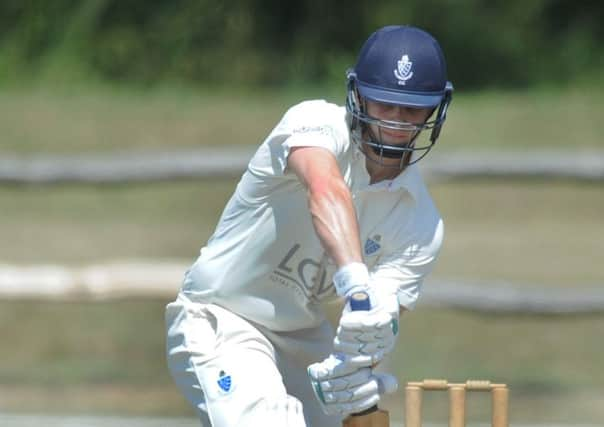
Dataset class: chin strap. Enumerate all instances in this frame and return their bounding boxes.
[366,126,420,159]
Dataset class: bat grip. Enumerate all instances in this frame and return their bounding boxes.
[349,290,371,311]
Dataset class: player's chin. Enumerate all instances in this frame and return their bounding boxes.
[384,157,407,168]
[381,134,413,146]
[371,152,406,168]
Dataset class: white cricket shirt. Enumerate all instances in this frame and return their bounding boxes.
[181,100,444,331]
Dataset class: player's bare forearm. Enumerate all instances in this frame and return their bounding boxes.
[307,177,362,266]
[288,146,363,268]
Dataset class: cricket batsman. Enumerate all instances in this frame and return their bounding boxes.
[166,25,453,426]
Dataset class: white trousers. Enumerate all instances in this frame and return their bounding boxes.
[165,293,343,427]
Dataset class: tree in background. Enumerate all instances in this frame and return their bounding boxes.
[0,0,602,89]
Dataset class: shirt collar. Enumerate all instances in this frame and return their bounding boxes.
[368,163,422,200]
[352,148,423,200]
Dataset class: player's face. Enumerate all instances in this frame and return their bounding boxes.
[362,100,432,172]
[364,100,432,146]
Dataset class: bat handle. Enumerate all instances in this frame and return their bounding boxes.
[349,290,371,311]
[348,291,378,418]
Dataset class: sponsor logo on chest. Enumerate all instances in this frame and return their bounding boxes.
[270,243,335,301]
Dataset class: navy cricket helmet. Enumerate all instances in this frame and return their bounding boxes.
[346,25,453,167]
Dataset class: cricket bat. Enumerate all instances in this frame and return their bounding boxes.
[341,292,390,427]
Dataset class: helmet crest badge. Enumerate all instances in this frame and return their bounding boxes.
[394,54,413,85]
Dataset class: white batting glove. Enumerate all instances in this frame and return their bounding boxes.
[333,290,400,366]
[307,354,398,416]
[332,262,370,297]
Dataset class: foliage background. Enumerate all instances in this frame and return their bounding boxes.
[1,0,603,89]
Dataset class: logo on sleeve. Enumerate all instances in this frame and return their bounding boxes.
[217,370,233,394]
[364,235,382,256]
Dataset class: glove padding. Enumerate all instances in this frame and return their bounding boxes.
[333,291,400,366]
[307,354,398,416]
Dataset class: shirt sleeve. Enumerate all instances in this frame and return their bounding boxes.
[369,215,444,310]
[248,100,347,177]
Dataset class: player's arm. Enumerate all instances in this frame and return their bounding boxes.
[287,146,362,269]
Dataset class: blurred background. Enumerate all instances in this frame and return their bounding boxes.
[1,1,603,426]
